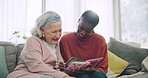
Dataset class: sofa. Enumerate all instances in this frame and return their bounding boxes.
[107,37,148,78]
[0,41,24,78]
[0,37,148,78]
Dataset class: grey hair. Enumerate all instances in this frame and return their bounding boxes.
[31,11,61,38]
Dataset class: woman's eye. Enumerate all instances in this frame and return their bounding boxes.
[52,31,56,33]
[59,29,62,32]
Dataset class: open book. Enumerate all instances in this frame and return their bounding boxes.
[64,57,103,74]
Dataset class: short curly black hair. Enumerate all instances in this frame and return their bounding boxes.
[80,10,99,28]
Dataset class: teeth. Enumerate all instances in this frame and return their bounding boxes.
[80,34,83,37]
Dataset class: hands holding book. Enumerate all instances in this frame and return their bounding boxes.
[64,57,103,76]
[57,57,103,77]
[57,62,76,78]
[58,62,66,71]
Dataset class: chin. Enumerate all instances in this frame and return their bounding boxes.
[52,41,58,45]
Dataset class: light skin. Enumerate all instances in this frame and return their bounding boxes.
[41,21,75,78]
[41,21,62,45]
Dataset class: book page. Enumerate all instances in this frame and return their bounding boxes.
[64,57,103,73]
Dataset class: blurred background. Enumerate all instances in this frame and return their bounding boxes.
[0,0,148,48]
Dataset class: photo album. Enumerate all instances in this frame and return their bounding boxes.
[64,57,103,74]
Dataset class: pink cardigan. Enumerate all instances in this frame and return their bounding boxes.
[7,36,67,78]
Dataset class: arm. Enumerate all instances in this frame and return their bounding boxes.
[59,38,69,62]
[96,42,108,74]
[22,37,67,78]
[81,43,108,74]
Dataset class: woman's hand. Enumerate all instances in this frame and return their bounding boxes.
[58,62,66,71]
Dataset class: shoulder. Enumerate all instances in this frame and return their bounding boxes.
[25,36,43,47]
[61,32,76,40]
[20,36,44,60]
[27,36,41,43]
[92,33,106,42]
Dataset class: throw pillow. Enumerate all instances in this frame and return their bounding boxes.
[141,56,148,72]
[108,37,148,75]
[107,50,128,76]
[0,46,9,78]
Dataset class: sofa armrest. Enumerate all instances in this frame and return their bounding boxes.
[16,43,25,64]
[0,41,17,73]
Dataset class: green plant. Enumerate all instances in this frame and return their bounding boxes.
[12,31,28,40]
[9,30,28,44]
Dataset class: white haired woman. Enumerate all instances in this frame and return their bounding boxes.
[7,11,75,78]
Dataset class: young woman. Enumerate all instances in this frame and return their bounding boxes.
[60,10,108,78]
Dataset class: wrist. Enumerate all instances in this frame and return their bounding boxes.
[63,75,69,78]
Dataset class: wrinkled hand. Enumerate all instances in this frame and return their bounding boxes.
[58,62,66,71]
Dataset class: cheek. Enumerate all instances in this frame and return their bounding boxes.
[45,33,54,38]
[44,31,51,37]
[59,32,62,36]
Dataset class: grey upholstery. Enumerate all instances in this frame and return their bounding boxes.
[108,37,148,75]
[16,43,25,64]
[0,41,17,73]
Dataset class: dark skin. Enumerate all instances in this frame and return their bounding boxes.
[58,62,66,71]
[58,18,99,73]
[76,18,94,39]
[76,18,101,72]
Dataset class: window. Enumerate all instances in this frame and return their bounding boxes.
[0,0,114,43]
[120,0,148,48]
[45,0,114,42]
[0,0,42,43]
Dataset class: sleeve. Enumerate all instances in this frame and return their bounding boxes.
[96,42,108,74]
[22,37,67,78]
[59,37,69,62]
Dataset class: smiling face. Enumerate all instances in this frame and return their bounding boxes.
[41,21,62,45]
[77,18,93,39]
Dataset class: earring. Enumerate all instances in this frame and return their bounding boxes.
[42,34,45,37]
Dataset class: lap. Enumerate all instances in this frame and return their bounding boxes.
[76,71,107,78]
[7,70,54,78]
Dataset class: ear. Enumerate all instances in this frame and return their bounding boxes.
[40,26,44,33]
[91,30,95,33]
[78,18,80,22]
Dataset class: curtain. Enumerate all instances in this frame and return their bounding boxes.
[120,0,148,48]
[45,0,114,42]
[0,0,27,43]
[0,0,114,43]
[0,0,42,44]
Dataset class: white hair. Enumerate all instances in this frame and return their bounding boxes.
[31,11,61,38]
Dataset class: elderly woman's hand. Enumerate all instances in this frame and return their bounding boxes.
[58,62,66,71]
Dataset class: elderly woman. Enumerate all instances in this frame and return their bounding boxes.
[7,11,75,78]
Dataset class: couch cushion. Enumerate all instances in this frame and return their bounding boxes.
[141,56,148,72]
[107,50,128,76]
[0,46,9,78]
[16,43,25,64]
[108,37,148,75]
[0,41,17,73]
